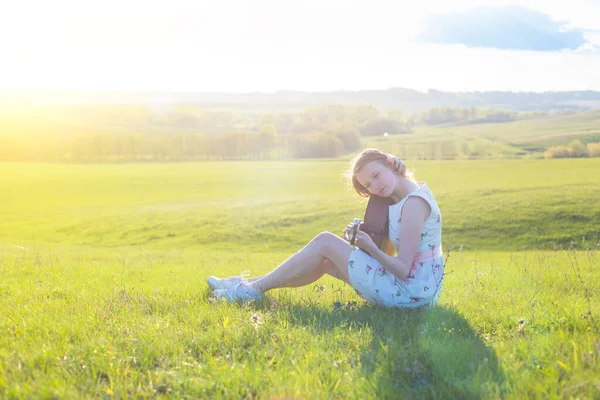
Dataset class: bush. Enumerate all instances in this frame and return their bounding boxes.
[587,142,600,157]
[545,140,591,159]
[544,145,571,159]
[324,124,361,153]
[568,140,588,157]
[293,133,344,158]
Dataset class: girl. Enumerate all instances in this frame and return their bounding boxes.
[209,148,444,308]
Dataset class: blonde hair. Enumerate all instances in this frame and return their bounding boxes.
[346,148,415,197]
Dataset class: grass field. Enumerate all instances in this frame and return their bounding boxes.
[1,159,599,398]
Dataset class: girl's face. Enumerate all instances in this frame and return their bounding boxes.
[355,161,398,197]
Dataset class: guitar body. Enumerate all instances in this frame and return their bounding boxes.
[380,235,397,257]
[358,195,395,256]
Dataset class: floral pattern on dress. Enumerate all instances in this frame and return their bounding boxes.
[346,183,444,308]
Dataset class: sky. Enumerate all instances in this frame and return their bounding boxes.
[1,0,600,93]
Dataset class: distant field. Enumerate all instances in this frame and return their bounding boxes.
[365,110,600,159]
[1,159,599,398]
[2,159,598,251]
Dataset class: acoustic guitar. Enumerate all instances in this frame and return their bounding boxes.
[358,195,396,256]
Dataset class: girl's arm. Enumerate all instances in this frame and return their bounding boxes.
[355,197,430,280]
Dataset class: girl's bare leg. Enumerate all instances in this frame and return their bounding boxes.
[247,260,342,288]
[250,232,353,293]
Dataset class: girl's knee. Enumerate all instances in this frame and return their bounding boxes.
[313,232,350,260]
[312,231,337,250]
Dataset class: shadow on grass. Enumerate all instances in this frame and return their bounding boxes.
[279,302,504,399]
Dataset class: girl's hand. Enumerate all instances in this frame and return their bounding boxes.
[342,222,355,242]
[386,154,406,176]
[354,230,377,254]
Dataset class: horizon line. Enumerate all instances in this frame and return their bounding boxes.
[2,87,600,95]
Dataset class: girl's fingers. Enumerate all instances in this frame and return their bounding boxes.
[394,158,406,174]
[386,154,405,174]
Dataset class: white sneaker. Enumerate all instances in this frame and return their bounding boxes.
[207,270,250,291]
[213,281,264,303]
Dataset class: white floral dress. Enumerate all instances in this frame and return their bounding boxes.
[347,182,444,308]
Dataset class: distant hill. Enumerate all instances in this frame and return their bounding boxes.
[2,88,600,112]
[364,109,600,159]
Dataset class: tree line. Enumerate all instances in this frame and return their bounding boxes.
[0,126,361,162]
[0,104,549,162]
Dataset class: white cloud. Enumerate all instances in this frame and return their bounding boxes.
[417,6,588,51]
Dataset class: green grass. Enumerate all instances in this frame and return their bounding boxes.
[2,159,598,251]
[1,246,598,398]
[1,159,599,398]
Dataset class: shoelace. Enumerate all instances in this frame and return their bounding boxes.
[239,270,250,280]
[227,280,252,298]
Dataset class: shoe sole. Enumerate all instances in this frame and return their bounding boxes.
[212,289,263,303]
